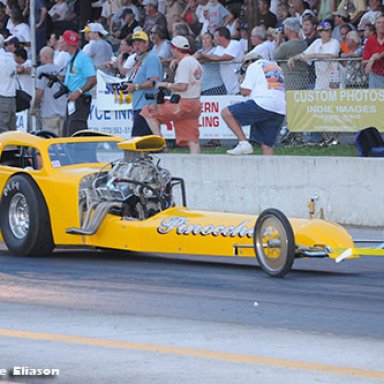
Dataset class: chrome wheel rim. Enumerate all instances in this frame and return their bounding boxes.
[255,216,288,274]
[9,193,30,239]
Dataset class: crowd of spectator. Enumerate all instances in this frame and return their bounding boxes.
[0,0,383,144]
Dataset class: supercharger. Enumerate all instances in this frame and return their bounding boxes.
[77,151,174,232]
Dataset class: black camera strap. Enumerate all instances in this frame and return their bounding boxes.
[68,49,80,74]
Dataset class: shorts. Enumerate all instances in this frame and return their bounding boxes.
[131,110,152,137]
[141,99,201,146]
[227,99,285,147]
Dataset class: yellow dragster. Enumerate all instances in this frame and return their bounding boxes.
[0,132,382,277]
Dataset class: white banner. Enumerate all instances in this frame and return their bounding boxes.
[16,110,28,132]
[96,70,132,111]
[16,90,248,140]
[90,93,249,140]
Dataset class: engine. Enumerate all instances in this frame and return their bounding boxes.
[78,151,173,223]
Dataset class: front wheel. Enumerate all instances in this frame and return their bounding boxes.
[253,209,295,277]
[0,175,54,256]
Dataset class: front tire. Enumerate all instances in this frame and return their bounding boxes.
[253,209,295,277]
[0,175,54,256]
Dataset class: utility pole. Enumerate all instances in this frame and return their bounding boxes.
[247,0,258,50]
[30,0,37,132]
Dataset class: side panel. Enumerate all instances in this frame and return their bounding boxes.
[88,209,256,257]
[86,207,355,258]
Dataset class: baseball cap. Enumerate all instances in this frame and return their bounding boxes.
[63,30,79,46]
[143,0,158,6]
[332,9,349,18]
[317,21,333,31]
[4,36,20,46]
[82,22,108,36]
[121,8,134,18]
[171,35,190,50]
[132,30,149,42]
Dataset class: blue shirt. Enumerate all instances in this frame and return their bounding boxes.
[132,52,163,111]
[64,50,96,95]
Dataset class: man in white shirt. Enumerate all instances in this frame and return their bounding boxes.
[221,53,286,155]
[201,26,244,94]
[244,26,273,60]
[0,34,17,133]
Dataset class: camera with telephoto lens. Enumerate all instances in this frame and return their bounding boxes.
[144,87,166,104]
[144,80,181,104]
[38,72,70,99]
[145,80,166,104]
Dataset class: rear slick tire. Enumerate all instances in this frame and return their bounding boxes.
[0,174,54,256]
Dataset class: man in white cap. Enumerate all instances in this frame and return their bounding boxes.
[221,54,286,155]
[141,35,203,154]
[0,33,17,133]
[82,23,113,69]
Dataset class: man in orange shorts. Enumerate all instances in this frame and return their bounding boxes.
[140,36,203,154]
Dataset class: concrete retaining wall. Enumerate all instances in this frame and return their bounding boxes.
[159,155,384,227]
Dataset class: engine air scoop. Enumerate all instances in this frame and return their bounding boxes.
[118,135,166,152]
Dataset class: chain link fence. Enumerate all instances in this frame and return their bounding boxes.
[200,58,370,148]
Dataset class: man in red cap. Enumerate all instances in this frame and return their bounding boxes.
[62,30,96,136]
[141,36,203,154]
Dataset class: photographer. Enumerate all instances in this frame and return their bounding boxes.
[32,46,67,136]
[62,30,96,136]
[121,30,163,137]
[221,53,286,156]
[141,36,203,154]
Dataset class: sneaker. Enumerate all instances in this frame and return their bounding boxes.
[227,141,253,155]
